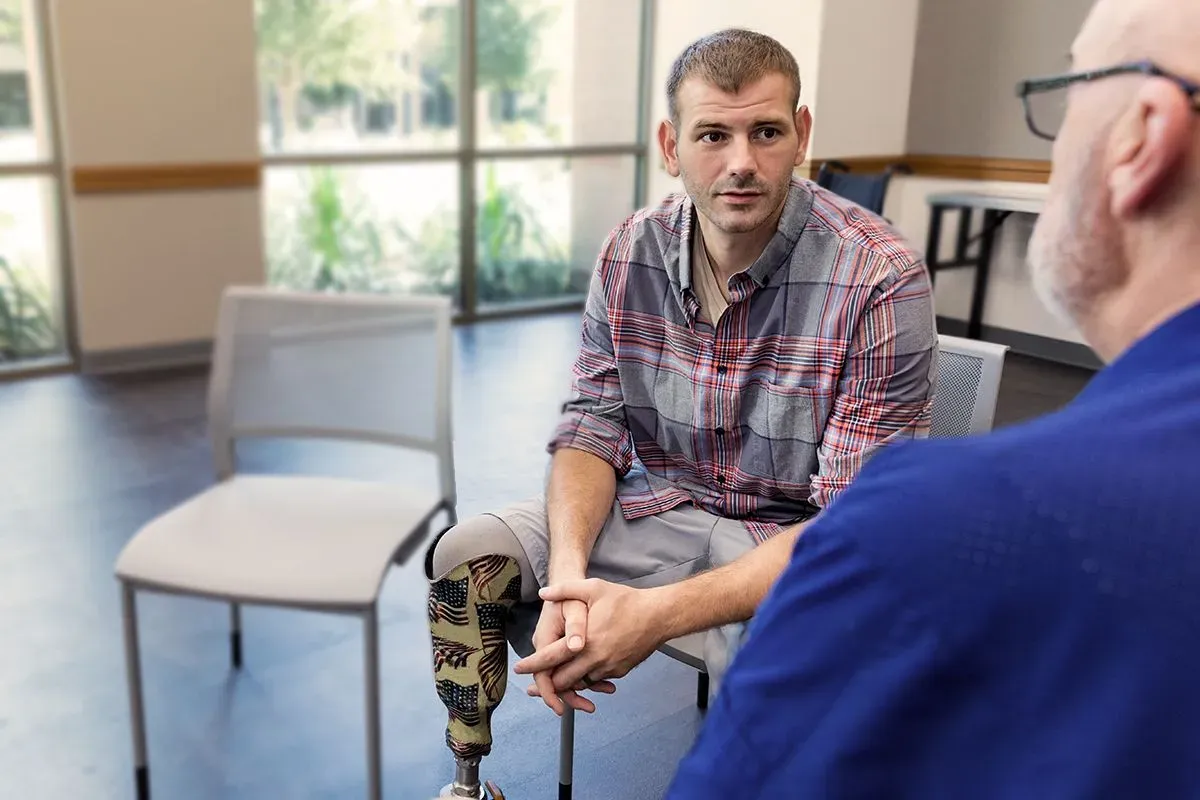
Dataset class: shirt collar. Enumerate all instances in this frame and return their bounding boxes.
[1075,301,1200,402]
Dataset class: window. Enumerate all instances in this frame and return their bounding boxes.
[264,162,460,296]
[256,0,460,154]
[0,0,69,370]
[256,0,649,316]
[474,0,642,149]
[475,156,636,307]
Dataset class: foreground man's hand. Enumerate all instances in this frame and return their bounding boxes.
[529,597,594,715]
[516,579,668,695]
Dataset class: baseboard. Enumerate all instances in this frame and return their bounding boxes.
[79,317,1099,375]
[936,316,1102,370]
[80,339,213,375]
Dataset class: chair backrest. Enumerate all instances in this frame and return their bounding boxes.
[657,334,1010,675]
[815,160,908,216]
[930,334,1009,438]
[206,286,455,504]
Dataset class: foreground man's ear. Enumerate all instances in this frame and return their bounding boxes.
[1108,80,1193,218]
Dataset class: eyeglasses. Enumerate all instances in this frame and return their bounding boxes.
[1016,59,1200,141]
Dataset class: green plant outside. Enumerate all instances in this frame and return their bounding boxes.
[258,0,581,306]
[0,253,59,363]
[266,163,577,304]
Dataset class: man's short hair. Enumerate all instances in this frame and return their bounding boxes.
[666,28,802,124]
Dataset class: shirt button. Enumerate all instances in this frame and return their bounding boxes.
[717,475,726,485]
[715,427,726,435]
[717,365,728,375]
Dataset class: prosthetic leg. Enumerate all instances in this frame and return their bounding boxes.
[429,553,522,799]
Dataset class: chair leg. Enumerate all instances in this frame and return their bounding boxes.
[559,706,574,800]
[121,583,151,800]
[696,672,710,711]
[363,605,383,800]
[229,603,242,669]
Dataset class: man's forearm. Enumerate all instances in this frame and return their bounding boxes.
[545,448,618,581]
[650,520,811,639]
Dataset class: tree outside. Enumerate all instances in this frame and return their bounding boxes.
[0,1,22,46]
[258,0,577,305]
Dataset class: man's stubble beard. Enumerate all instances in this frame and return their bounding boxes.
[683,169,792,236]
[1029,136,1127,333]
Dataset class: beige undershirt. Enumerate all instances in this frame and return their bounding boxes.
[691,221,731,325]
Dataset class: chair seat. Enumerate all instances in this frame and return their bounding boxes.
[115,475,441,608]
[659,632,707,672]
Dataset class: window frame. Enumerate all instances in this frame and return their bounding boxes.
[258,0,656,321]
[0,0,77,377]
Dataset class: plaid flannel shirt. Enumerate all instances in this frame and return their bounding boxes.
[549,179,937,543]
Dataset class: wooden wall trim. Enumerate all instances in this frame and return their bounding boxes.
[801,154,1050,184]
[69,154,1045,196]
[72,162,262,195]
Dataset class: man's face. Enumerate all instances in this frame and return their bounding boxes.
[659,73,810,236]
[1028,1,1129,328]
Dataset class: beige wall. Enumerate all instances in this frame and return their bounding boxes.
[906,0,1094,159]
[809,0,919,159]
[51,0,264,355]
[568,1,643,283]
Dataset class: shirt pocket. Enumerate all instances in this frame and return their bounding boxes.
[742,380,821,491]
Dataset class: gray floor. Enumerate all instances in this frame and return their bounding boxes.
[0,311,1095,800]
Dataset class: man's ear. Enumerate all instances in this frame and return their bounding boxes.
[1109,80,1191,218]
[658,119,681,178]
[794,105,813,167]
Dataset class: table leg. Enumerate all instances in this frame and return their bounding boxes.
[968,209,999,340]
[924,205,945,286]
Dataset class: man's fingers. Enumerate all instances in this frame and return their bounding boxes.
[562,599,588,652]
[527,679,616,696]
[538,578,598,604]
[551,657,604,693]
[525,683,611,714]
[563,691,597,714]
[532,669,564,715]
[513,636,575,675]
[574,679,617,694]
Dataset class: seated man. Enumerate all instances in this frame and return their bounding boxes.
[645,0,1200,796]
[428,28,937,798]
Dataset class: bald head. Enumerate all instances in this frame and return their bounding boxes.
[1027,0,1200,363]
[1075,0,1200,70]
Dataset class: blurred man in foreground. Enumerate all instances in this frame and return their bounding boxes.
[618,0,1200,795]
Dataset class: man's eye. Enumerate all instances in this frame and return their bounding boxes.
[756,128,781,140]
[700,132,724,144]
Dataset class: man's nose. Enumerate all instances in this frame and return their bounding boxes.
[726,137,757,177]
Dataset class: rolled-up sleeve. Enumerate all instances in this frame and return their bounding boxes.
[547,230,634,476]
[810,257,937,508]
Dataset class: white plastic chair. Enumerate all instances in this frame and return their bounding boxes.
[555,333,1010,798]
[927,334,1009,437]
[114,286,457,800]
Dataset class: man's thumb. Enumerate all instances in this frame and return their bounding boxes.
[539,579,591,603]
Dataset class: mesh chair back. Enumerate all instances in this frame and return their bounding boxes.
[815,161,909,216]
[207,286,455,500]
[930,334,1009,437]
[820,173,890,215]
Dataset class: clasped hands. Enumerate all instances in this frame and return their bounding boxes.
[513,578,666,716]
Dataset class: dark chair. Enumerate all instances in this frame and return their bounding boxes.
[814,159,911,216]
